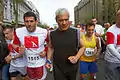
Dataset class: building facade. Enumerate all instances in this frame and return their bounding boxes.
[74,0,120,25]
[3,0,40,25]
[74,0,103,25]
[103,0,120,23]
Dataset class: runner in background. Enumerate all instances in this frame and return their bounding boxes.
[79,22,101,80]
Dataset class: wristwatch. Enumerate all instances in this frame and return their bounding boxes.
[12,56,15,60]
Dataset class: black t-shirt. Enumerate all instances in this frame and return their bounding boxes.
[50,27,79,72]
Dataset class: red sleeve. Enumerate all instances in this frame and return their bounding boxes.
[11,31,20,53]
[106,32,114,45]
[8,44,14,53]
[13,31,21,45]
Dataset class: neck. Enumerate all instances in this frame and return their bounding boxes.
[86,34,92,37]
[59,26,69,31]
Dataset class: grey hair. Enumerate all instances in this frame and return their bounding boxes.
[55,8,69,17]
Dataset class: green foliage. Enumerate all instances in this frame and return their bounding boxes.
[37,23,49,29]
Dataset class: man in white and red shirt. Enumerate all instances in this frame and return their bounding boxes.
[104,10,120,80]
[13,11,48,80]
[3,26,27,80]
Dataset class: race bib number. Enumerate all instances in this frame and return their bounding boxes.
[24,36,39,48]
[85,48,95,57]
[27,54,40,64]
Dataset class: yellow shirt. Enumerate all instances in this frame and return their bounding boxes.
[80,34,96,62]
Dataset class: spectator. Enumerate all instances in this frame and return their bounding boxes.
[92,18,104,37]
[3,26,28,80]
[0,22,10,80]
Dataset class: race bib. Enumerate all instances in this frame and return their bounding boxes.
[24,36,39,48]
[27,54,40,64]
[85,48,95,57]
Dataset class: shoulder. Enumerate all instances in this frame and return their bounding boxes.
[93,34,98,41]
[50,28,58,34]
[15,27,26,35]
[36,27,47,32]
[81,34,85,39]
[70,26,78,31]
[16,27,26,32]
[96,24,103,28]
[35,27,48,36]
[107,25,115,32]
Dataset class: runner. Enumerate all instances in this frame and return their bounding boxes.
[13,11,48,80]
[3,26,28,80]
[79,23,101,80]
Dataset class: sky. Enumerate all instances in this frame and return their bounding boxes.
[27,0,80,27]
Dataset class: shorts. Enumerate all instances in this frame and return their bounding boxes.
[27,65,47,79]
[9,65,27,77]
[80,61,98,74]
[53,64,78,80]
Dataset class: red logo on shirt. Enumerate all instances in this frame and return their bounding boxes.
[24,36,39,48]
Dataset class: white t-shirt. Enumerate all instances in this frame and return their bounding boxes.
[105,24,120,63]
[15,27,48,67]
[95,24,104,35]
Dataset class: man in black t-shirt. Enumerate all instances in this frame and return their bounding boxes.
[46,8,84,80]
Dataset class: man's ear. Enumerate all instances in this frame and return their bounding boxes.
[36,20,38,24]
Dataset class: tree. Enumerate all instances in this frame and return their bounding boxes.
[38,23,49,29]
[0,0,4,22]
[12,0,24,27]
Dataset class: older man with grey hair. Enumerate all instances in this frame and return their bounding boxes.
[46,8,84,80]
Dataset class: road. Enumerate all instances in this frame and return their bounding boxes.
[46,57,106,80]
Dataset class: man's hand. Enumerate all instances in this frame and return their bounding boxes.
[19,45,25,55]
[5,55,12,63]
[68,56,79,64]
[46,63,52,69]
[95,32,100,37]
[45,60,53,72]
[39,51,46,58]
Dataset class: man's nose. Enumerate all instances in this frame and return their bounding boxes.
[63,20,66,24]
[28,22,31,25]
